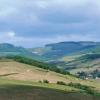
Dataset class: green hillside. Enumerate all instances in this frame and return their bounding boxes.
[30,41,100,79]
[0,43,100,79]
[30,41,100,61]
[0,43,41,60]
[0,43,100,99]
[0,55,99,99]
[0,79,99,100]
[57,54,100,79]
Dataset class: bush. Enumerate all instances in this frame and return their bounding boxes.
[43,80,49,83]
[57,81,66,85]
[67,82,95,95]
[38,80,42,83]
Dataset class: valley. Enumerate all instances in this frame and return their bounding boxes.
[0,42,100,100]
[31,42,100,79]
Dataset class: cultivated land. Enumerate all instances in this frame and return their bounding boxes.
[0,59,100,100]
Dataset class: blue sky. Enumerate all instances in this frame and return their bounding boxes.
[0,0,100,47]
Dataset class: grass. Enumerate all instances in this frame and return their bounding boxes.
[0,61,71,83]
[59,54,100,76]
[0,78,80,92]
[0,60,100,100]
[0,60,100,91]
[0,78,99,100]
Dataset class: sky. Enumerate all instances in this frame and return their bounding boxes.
[0,0,100,47]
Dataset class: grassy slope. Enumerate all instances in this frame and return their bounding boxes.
[0,60,70,83]
[0,59,100,100]
[59,54,100,74]
[0,79,99,100]
[0,60,100,91]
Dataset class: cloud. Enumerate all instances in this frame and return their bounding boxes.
[7,32,16,38]
[0,30,99,48]
[0,0,100,47]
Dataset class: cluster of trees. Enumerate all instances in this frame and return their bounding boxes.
[57,81,66,85]
[77,71,87,79]
[91,69,100,79]
[5,55,70,75]
[57,81,96,95]
[77,69,100,79]
[67,82,95,95]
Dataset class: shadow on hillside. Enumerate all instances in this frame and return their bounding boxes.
[0,84,99,100]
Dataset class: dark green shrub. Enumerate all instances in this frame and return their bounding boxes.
[67,82,95,95]
[57,81,66,85]
[38,80,42,83]
[43,80,49,83]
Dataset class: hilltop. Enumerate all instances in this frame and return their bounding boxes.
[0,43,41,60]
[30,41,100,60]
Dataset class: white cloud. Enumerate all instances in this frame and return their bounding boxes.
[7,32,16,38]
[0,30,100,48]
[0,0,100,47]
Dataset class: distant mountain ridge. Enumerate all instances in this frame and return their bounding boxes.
[30,41,100,78]
[1,41,100,62]
[31,41,100,60]
[0,43,26,52]
[0,43,41,60]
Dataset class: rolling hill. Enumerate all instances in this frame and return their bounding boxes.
[0,43,42,60]
[0,55,99,99]
[60,53,100,79]
[0,42,100,80]
[0,42,100,98]
[30,41,100,61]
[0,56,99,91]
[30,41,100,79]
[0,79,99,100]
